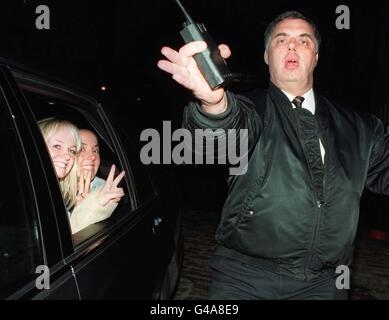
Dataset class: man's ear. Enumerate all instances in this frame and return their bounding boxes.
[264,50,269,65]
[315,52,319,67]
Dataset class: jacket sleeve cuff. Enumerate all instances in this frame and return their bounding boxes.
[183,92,237,129]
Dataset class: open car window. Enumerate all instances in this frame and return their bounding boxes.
[18,84,136,246]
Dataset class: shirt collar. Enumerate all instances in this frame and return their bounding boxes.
[282,88,316,114]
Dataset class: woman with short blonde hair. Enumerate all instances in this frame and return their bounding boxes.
[38,117,81,209]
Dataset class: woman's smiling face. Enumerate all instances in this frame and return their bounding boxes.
[45,127,77,179]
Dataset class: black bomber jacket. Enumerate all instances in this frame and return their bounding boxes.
[183,82,389,280]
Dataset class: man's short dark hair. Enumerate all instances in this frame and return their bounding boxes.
[264,11,321,52]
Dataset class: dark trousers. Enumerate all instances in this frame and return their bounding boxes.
[208,255,349,300]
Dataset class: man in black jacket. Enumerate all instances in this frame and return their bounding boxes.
[157,11,389,299]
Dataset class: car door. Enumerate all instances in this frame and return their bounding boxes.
[10,68,167,299]
[0,66,80,300]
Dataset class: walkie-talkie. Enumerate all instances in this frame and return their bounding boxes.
[175,0,235,90]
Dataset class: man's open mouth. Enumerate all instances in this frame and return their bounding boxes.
[285,58,299,69]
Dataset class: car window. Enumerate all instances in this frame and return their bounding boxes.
[0,97,44,299]
[19,86,135,245]
[112,122,157,205]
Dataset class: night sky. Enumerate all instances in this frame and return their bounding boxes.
[1,1,388,121]
[1,0,389,219]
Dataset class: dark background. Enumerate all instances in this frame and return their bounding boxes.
[1,0,389,229]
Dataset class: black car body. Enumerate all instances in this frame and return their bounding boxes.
[0,59,183,300]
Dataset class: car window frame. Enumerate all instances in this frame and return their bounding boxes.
[0,65,74,298]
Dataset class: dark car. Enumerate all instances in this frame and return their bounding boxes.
[0,59,183,299]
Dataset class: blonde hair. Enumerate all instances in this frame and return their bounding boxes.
[38,117,81,208]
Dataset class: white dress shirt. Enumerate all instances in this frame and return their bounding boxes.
[282,88,325,163]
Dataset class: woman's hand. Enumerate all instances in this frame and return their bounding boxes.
[75,169,92,206]
[97,164,125,206]
[70,164,126,234]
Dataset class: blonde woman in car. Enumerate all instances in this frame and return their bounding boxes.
[38,118,125,234]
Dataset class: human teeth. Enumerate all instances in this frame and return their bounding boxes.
[55,162,66,168]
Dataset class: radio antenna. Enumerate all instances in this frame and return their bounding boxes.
[175,0,195,24]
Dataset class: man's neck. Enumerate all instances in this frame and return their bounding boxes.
[272,80,313,97]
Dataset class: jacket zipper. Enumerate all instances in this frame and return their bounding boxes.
[292,109,329,279]
[304,199,324,279]
[304,141,327,280]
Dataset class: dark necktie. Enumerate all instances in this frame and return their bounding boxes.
[292,96,305,109]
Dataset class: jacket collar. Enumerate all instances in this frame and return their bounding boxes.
[314,93,329,135]
[268,81,329,131]
[267,81,330,152]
